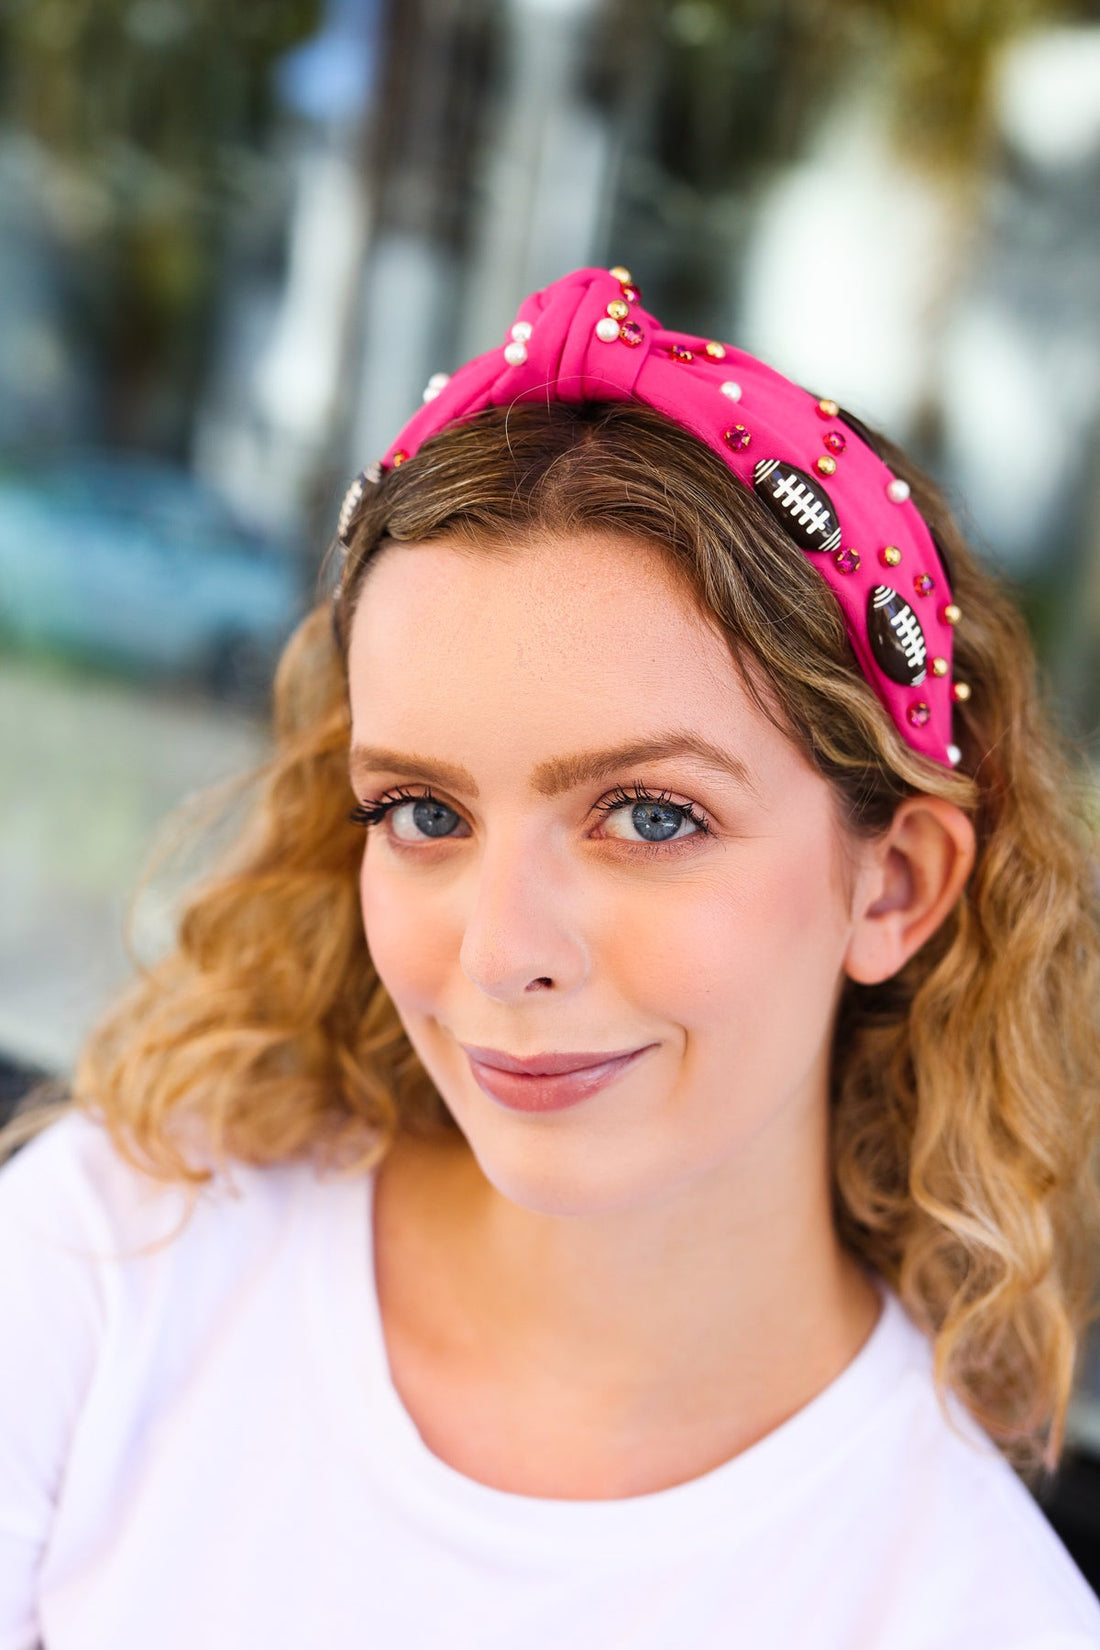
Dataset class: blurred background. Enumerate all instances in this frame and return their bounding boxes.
[1,0,1100,1566]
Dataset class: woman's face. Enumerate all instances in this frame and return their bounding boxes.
[347,529,868,1219]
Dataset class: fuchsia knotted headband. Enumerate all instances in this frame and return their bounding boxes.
[336,265,967,769]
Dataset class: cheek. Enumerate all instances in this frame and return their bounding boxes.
[358,850,456,1011]
[642,852,850,1101]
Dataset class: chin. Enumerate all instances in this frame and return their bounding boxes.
[455,1115,676,1220]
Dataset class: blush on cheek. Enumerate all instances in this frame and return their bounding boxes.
[359,857,451,1016]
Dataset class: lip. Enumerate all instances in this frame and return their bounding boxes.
[464,1045,654,1114]
[459,1042,650,1076]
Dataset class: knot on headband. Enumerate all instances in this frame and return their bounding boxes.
[338,265,966,769]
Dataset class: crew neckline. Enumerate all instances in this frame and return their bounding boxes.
[309,1162,934,1562]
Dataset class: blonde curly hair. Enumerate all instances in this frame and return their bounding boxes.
[6,401,1100,1496]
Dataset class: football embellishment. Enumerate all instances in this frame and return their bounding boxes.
[868,585,928,687]
[753,458,842,553]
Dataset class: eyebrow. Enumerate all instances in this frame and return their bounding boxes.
[348,730,757,800]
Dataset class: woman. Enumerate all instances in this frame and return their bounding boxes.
[2,266,1100,1647]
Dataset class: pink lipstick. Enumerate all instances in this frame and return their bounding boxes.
[462,1044,655,1113]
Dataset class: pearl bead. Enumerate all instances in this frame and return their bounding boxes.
[427,371,450,390]
[947,744,961,766]
[595,317,621,343]
[503,341,528,366]
[886,477,911,503]
[720,381,742,401]
[422,385,441,402]
[510,322,532,343]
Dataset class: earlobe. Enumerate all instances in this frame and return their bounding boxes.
[843,798,976,986]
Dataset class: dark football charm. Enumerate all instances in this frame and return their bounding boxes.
[867,585,928,686]
[753,458,842,553]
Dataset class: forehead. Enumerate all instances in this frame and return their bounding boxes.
[349,529,730,683]
[346,529,812,796]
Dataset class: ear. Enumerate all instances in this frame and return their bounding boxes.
[843,797,977,986]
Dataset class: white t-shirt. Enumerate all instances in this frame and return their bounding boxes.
[1,1110,1098,1650]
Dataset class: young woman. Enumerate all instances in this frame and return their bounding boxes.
[3,266,1100,1648]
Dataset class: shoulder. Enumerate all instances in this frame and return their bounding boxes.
[0,1107,324,1296]
[864,1293,1100,1645]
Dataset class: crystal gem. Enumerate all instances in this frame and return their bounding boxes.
[907,701,931,727]
[834,547,860,574]
[913,573,934,596]
[723,425,752,451]
[620,283,641,303]
[823,431,846,454]
[669,344,694,363]
[619,320,645,347]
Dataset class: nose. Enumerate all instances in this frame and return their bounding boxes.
[457,830,590,1000]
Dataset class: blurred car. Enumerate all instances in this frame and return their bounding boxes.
[0,448,305,704]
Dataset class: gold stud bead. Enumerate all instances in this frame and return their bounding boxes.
[880,545,902,567]
[704,341,727,359]
[952,682,971,702]
[609,265,632,283]
[606,298,629,321]
[943,604,962,626]
[816,455,837,476]
[816,397,839,419]
[931,657,948,677]
[391,450,408,467]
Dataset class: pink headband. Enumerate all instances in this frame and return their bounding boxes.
[337,265,966,769]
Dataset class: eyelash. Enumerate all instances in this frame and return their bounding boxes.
[347,781,713,859]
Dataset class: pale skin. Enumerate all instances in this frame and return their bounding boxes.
[346,528,976,1500]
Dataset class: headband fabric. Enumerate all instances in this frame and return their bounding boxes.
[338,266,964,769]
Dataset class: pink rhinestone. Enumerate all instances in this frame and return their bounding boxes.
[619,320,645,348]
[914,573,935,596]
[823,431,846,454]
[723,425,752,451]
[621,283,641,303]
[833,547,860,574]
[669,344,694,363]
[907,701,931,728]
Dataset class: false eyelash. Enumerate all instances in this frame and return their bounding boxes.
[347,784,434,827]
[591,781,712,836]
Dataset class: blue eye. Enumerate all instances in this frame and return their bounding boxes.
[348,781,712,854]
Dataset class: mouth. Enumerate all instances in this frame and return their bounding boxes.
[463,1045,655,1114]
[458,1042,651,1077]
